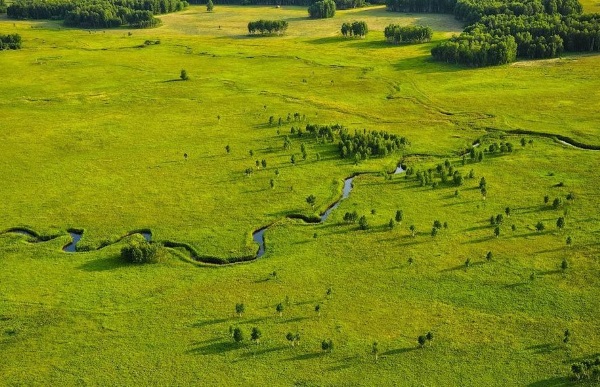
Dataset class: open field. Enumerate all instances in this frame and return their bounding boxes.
[0,5,599,385]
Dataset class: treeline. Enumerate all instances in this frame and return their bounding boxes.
[308,0,335,18]
[248,19,288,35]
[454,0,581,24]
[432,13,600,66]
[0,0,7,14]
[386,0,455,13]
[384,24,432,44]
[341,21,368,37]
[7,0,187,28]
[0,34,22,50]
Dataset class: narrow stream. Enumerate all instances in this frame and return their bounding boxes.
[63,231,83,252]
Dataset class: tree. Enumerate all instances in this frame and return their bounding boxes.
[180,69,189,81]
[395,210,403,223]
[321,339,334,352]
[494,226,500,238]
[291,154,296,165]
[286,332,295,347]
[521,138,527,147]
[235,303,245,317]
[433,220,442,229]
[389,218,395,230]
[233,327,244,343]
[206,0,213,12]
[276,302,284,317]
[326,287,332,298]
[315,304,321,316]
[552,197,562,209]
[270,179,275,189]
[505,207,511,217]
[535,221,545,232]
[557,217,565,230]
[409,224,416,237]
[306,194,317,209]
[372,341,379,361]
[566,236,572,246]
[308,0,336,19]
[561,258,569,272]
[418,335,427,348]
[359,215,369,230]
[426,331,434,345]
[563,329,570,344]
[544,195,549,204]
[486,251,493,261]
[431,227,438,237]
[408,257,414,265]
[251,327,261,344]
[465,257,471,268]
[225,144,230,154]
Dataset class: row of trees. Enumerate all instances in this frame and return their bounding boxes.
[308,0,335,18]
[431,34,518,67]
[384,24,433,44]
[341,21,368,38]
[247,19,288,35]
[7,0,187,28]
[386,0,455,13]
[0,34,22,50]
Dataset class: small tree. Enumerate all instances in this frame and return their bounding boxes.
[180,69,189,81]
[418,335,427,348]
[431,227,438,237]
[321,339,334,352]
[544,195,549,204]
[552,197,562,209]
[206,0,214,11]
[557,217,565,230]
[535,221,545,232]
[389,218,395,230]
[358,215,369,230]
[505,207,511,217]
[563,329,570,344]
[306,194,317,209]
[426,331,434,345]
[251,327,262,344]
[315,304,321,316]
[566,236,572,246]
[233,327,244,344]
[486,251,493,262]
[561,258,569,272]
[326,287,332,298]
[409,225,416,237]
[372,341,379,361]
[225,144,230,154]
[276,302,284,317]
[235,303,245,317]
[494,226,500,238]
[465,257,471,268]
[395,210,404,223]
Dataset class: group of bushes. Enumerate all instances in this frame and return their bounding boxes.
[247,19,288,34]
[121,240,159,263]
[341,21,368,37]
[7,0,187,28]
[384,24,432,44]
[0,34,22,50]
[338,128,408,160]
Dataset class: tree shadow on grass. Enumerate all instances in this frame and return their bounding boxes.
[188,341,241,355]
[239,345,288,359]
[280,316,309,324]
[526,343,561,355]
[307,36,345,45]
[285,352,325,361]
[79,256,129,272]
[382,347,419,356]
[526,376,572,387]
[191,317,230,328]
[161,79,185,83]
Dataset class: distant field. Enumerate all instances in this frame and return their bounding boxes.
[0,5,599,386]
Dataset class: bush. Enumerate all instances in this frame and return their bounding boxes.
[121,240,159,264]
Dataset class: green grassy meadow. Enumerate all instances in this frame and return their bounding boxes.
[0,5,599,385]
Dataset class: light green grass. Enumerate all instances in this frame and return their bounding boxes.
[0,5,599,385]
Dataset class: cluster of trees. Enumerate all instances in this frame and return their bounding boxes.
[386,0,455,13]
[384,24,433,44]
[334,0,365,9]
[308,0,335,18]
[305,123,342,143]
[0,34,22,50]
[571,357,600,381]
[453,0,581,24]
[341,21,368,38]
[247,19,288,35]
[431,34,518,67]
[0,0,7,13]
[121,240,159,264]
[7,0,187,28]
[338,129,408,161]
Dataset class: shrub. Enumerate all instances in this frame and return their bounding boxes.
[121,240,159,264]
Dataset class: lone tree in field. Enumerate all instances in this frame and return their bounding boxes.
[418,335,427,348]
[426,331,434,345]
[206,0,213,12]
[505,207,511,217]
[535,221,545,232]
[180,69,188,81]
[486,251,493,261]
[321,339,334,352]
[494,226,500,238]
[235,302,245,317]
[563,329,571,344]
[233,327,244,344]
[395,210,403,224]
[544,195,549,204]
[276,302,284,317]
[358,215,369,230]
[566,236,573,246]
[251,327,262,344]
[306,194,317,209]
[561,258,569,272]
[315,304,321,316]
[372,341,379,361]
[557,217,565,230]
[225,144,230,154]
[409,224,416,237]
[389,218,395,230]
